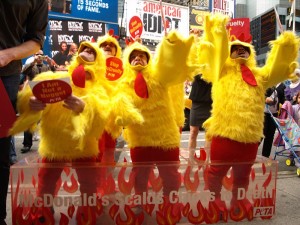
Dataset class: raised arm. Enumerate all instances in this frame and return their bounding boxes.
[262,31,300,88]
[198,14,230,83]
[153,30,196,87]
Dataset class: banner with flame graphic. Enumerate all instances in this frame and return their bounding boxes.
[10,149,277,225]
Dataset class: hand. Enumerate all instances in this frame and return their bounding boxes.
[63,95,85,114]
[265,97,275,105]
[0,49,14,67]
[29,96,46,111]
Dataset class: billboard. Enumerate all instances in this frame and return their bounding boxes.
[45,0,118,57]
[48,0,118,24]
[48,19,106,58]
[211,0,235,18]
[125,0,190,41]
[190,7,210,31]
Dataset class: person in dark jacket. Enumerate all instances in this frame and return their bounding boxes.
[0,1,48,224]
[188,74,212,150]
[261,82,286,158]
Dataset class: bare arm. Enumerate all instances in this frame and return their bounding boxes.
[0,40,40,67]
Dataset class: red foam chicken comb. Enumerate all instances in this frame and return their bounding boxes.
[125,36,142,46]
[108,29,119,40]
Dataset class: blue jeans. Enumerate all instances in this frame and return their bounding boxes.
[10,136,16,159]
[0,74,20,221]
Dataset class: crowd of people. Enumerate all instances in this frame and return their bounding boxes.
[1,2,300,225]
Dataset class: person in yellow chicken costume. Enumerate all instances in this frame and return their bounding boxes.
[198,13,299,219]
[110,31,196,210]
[9,41,111,222]
[96,30,123,164]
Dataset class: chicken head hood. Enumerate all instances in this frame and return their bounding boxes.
[122,41,153,81]
[68,41,107,87]
[97,32,122,58]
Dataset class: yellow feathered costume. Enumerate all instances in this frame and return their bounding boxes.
[199,14,299,143]
[109,31,196,197]
[197,13,299,215]
[112,30,196,148]
[9,41,111,160]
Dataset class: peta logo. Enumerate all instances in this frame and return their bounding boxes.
[253,207,274,217]
[79,35,94,42]
[58,35,74,44]
[49,20,63,31]
[88,23,103,32]
[68,22,83,31]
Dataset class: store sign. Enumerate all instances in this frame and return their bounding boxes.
[211,0,235,18]
[125,0,189,41]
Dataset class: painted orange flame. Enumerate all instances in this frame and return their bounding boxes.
[193,148,207,162]
[68,204,75,218]
[222,169,233,191]
[187,201,205,224]
[118,166,136,195]
[105,173,116,195]
[33,207,55,225]
[109,204,119,220]
[63,174,79,193]
[63,167,71,176]
[230,199,253,221]
[204,201,220,224]
[12,173,21,210]
[96,197,104,216]
[148,169,163,192]
[182,203,190,217]
[12,205,32,225]
[31,175,36,188]
[76,206,96,225]
[143,202,155,216]
[262,163,266,175]
[156,198,182,225]
[59,213,69,225]
[263,171,272,188]
[184,166,199,192]
[115,205,144,225]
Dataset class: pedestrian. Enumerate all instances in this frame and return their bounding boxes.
[0,1,48,224]
[198,13,299,221]
[187,74,212,150]
[284,68,300,104]
[20,49,56,154]
[52,41,68,70]
[65,42,78,65]
[9,136,17,165]
[261,83,286,158]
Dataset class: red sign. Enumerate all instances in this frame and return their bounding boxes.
[227,18,252,43]
[106,57,123,81]
[129,16,143,39]
[0,80,16,138]
[32,79,72,104]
